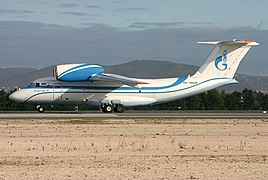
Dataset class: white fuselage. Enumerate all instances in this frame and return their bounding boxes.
[8,39,259,111]
[9,76,237,107]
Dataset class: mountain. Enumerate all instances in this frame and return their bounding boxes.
[0,66,54,90]
[0,60,268,92]
[104,60,198,78]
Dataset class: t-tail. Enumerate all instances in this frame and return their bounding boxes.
[193,39,259,79]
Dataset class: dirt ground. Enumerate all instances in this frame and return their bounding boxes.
[0,118,267,180]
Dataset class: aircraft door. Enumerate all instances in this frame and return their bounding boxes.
[53,83,63,100]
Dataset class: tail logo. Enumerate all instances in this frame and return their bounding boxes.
[215,50,228,71]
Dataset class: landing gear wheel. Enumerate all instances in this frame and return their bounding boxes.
[114,104,125,113]
[37,106,45,113]
[103,105,113,113]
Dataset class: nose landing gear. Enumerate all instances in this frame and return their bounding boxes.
[36,105,45,113]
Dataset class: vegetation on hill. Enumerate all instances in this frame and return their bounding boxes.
[1,89,267,111]
[132,89,268,111]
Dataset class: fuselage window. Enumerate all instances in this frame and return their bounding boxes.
[36,83,40,87]
[41,83,46,86]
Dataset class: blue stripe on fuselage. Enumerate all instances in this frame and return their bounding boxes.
[24,77,231,103]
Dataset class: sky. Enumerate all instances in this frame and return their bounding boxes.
[0,0,268,75]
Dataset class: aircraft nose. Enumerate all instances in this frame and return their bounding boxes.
[9,90,26,103]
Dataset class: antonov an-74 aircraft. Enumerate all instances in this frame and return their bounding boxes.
[9,39,259,113]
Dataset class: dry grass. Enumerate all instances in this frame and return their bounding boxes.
[0,118,267,179]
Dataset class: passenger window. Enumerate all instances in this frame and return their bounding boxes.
[36,83,40,87]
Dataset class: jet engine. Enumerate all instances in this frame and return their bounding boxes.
[54,63,104,82]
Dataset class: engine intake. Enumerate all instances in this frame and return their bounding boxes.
[54,63,104,82]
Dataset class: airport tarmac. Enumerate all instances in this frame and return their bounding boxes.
[0,112,267,119]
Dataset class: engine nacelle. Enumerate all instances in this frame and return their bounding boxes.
[54,63,104,82]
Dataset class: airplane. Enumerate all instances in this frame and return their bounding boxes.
[9,39,259,113]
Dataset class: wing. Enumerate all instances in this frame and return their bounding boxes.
[89,73,149,86]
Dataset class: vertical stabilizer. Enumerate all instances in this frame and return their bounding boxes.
[193,40,259,78]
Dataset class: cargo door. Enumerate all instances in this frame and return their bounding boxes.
[53,83,62,100]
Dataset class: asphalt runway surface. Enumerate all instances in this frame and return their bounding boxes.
[0,112,268,119]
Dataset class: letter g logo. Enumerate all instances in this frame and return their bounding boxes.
[214,50,228,71]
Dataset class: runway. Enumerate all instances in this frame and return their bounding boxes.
[0,112,267,119]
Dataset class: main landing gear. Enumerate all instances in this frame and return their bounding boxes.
[100,104,125,113]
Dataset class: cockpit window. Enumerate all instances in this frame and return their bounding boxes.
[28,82,49,87]
[28,83,40,87]
[28,83,35,87]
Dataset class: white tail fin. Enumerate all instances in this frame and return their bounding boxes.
[193,40,259,78]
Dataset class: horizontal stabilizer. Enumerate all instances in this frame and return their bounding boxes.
[198,39,259,46]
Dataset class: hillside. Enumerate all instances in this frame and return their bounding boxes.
[0,60,268,92]
[0,66,53,89]
[104,60,198,78]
